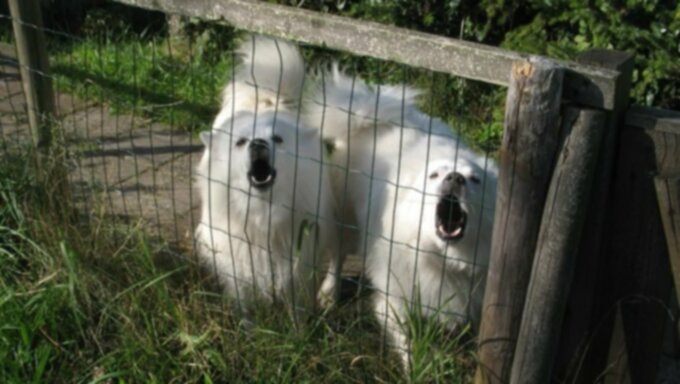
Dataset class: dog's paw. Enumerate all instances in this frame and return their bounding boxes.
[317,291,336,309]
[317,278,338,309]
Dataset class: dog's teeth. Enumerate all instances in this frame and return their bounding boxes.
[439,224,463,238]
[251,174,273,185]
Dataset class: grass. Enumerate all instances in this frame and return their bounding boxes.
[0,148,476,383]
[50,34,233,135]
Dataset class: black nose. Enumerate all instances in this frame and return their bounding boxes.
[249,138,268,150]
[249,138,269,159]
[441,171,465,194]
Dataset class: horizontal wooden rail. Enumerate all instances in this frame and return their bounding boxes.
[624,105,680,133]
[112,0,621,110]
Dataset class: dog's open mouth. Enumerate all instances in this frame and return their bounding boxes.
[248,158,277,190]
[436,195,467,241]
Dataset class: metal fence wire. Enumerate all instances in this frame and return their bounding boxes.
[7,2,677,383]
[1,9,498,371]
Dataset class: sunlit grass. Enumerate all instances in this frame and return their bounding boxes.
[51,35,232,134]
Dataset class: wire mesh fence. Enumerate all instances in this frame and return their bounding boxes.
[6,2,678,383]
[1,5,500,377]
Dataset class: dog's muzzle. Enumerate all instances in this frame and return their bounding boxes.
[247,138,277,191]
[435,171,467,241]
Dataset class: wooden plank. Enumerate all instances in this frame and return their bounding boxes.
[624,105,680,134]
[111,0,620,110]
[510,106,607,384]
[475,57,564,384]
[654,176,680,312]
[596,108,679,383]
[552,50,634,384]
[596,123,674,383]
[8,0,55,148]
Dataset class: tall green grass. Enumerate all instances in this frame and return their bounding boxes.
[51,35,232,134]
[0,149,474,382]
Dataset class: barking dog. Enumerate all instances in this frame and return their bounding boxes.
[195,36,342,319]
[306,68,497,369]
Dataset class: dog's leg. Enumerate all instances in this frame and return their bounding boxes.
[387,314,411,373]
[290,221,321,324]
[317,247,345,308]
[374,293,412,373]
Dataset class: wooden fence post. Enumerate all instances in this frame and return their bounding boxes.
[475,57,564,384]
[8,0,56,149]
[596,109,677,383]
[655,175,680,312]
[510,106,607,383]
[552,50,634,383]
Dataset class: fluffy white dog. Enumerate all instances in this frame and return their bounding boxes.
[306,68,497,368]
[194,36,341,319]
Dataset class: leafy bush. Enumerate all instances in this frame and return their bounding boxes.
[502,0,680,110]
[274,0,678,154]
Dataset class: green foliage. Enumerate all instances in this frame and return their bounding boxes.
[50,10,238,135]
[306,0,680,111]
[51,37,231,134]
[289,0,680,150]
[502,0,680,109]
[401,293,476,383]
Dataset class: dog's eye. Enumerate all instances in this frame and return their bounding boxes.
[455,174,466,185]
[272,135,283,144]
[429,172,439,179]
[470,175,481,184]
[235,138,248,147]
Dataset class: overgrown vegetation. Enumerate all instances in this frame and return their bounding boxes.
[51,37,231,134]
[0,148,475,382]
[297,0,680,111]
[47,7,236,135]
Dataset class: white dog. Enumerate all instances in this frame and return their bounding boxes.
[306,68,497,369]
[194,36,341,319]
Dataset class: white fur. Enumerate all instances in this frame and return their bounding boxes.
[194,36,341,319]
[306,68,497,369]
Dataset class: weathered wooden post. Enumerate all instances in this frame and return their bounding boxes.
[509,106,607,383]
[656,174,680,310]
[552,50,635,383]
[8,0,56,149]
[475,57,564,384]
[655,174,680,343]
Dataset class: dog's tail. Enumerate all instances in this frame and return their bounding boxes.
[306,65,421,147]
[217,35,305,120]
[236,35,305,100]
